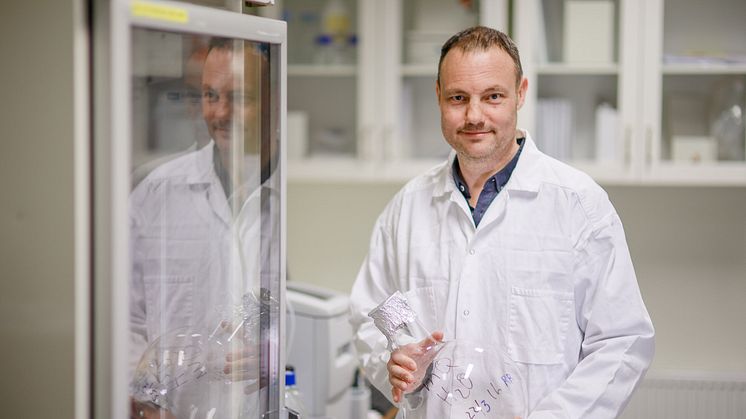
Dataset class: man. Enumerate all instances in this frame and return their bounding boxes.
[129,37,278,418]
[349,26,654,418]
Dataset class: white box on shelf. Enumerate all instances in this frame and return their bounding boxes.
[595,103,619,163]
[563,0,615,64]
[672,135,716,163]
[406,31,451,65]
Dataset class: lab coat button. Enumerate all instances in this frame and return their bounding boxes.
[463,309,470,317]
[469,249,475,255]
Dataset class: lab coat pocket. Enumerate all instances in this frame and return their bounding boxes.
[143,274,195,341]
[508,286,573,365]
[403,284,448,340]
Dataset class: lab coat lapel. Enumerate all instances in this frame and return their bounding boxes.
[475,190,509,230]
[197,142,233,229]
[206,179,233,228]
[474,132,543,231]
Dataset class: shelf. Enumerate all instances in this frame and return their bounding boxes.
[287,157,746,186]
[644,162,746,186]
[287,157,444,183]
[662,63,746,75]
[536,62,619,75]
[288,64,357,77]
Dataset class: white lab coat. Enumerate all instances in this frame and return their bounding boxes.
[349,133,655,419]
[129,141,276,418]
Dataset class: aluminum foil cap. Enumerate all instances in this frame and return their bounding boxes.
[367,291,417,350]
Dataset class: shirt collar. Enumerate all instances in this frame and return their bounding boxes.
[451,137,525,200]
[435,130,544,197]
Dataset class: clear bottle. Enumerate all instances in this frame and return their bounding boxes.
[285,367,308,419]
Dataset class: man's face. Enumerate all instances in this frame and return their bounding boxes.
[436,47,527,165]
[201,47,260,158]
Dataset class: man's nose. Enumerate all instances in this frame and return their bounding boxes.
[464,100,484,125]
[214,97,232,119]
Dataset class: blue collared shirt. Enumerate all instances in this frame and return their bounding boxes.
[452,138,525,227]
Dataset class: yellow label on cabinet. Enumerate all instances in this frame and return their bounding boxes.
[131,1,188,24]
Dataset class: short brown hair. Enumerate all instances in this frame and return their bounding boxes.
[437,26,523,87]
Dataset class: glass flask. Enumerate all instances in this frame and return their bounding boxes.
[709,77,746,161]
[130,292,268,419]
[369,292,527,419]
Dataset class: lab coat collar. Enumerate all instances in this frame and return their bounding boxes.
[433,130,543,198]
[185,140,218,185]
[504,130,542,194]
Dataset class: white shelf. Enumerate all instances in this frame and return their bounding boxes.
[287,157,444,183]
[644,162,746,186]
[288,64,357,77]
[536,62,619,75]
[287,157,746,186]
[663,63,746,75]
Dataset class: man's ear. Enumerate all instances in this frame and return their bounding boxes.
[516,77,528,110]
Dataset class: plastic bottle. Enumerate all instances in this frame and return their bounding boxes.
[285,367,308,419]
[316,0,352,64]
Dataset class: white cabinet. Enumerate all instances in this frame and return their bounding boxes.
[644,0,746,185]
[516,0,746,185]
[284,0,508,182]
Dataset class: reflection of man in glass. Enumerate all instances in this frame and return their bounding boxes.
[129,37,274,419]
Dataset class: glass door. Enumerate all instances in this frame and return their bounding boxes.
[387,0,507,177]
[94,2,286,418]
[283,0,359,160]
[646,0,746,183]
[516,0,638,182]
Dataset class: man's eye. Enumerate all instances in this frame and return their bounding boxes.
[451,95,464,102]
[489,93,502,101]
[203,91,218,102]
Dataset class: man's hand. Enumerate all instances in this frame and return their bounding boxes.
[387,331,444,403]
[222,345,261,394]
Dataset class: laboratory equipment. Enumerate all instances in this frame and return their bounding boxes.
[287,281,357,419]
[369,292,527,418]
[285,367,309,418]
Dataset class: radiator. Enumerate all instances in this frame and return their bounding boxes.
[620,371,746,419]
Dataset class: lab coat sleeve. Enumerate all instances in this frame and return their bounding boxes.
[529,212,655,419]
[349,217,400,404]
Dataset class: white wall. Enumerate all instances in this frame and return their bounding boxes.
[288,182,746,374]
[0,1,78,417]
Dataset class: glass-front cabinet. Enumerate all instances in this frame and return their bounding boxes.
[515,0,640,183]
[283,0,508,181]
[94,1,286,418]
[644,0,746,184]
[516,0,746,185]
[283,0,359,160]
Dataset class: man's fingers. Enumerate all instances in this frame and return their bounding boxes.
[391,387,402,403]
[223,353,259,381]
[225,346,258,362]
[388,364,414,386]
[421,331,444,349]
[390,351,417,371]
